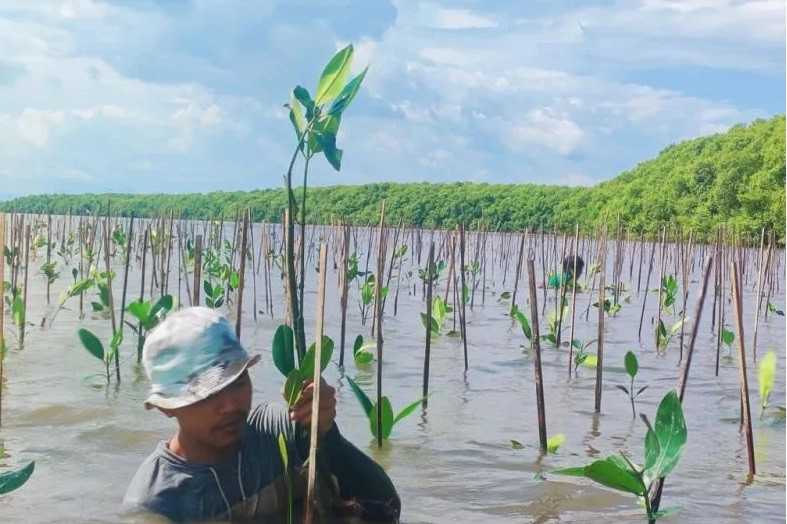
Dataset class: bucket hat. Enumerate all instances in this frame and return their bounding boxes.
[142,306,260,410]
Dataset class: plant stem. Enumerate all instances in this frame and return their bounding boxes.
[284,132,309,360]
[630,376,636,419]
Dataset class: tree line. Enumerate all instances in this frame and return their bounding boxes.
[3,115,784,243]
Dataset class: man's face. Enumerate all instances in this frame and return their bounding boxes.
[170,370,253,450]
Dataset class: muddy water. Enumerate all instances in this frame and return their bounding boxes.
[0,224,784,523]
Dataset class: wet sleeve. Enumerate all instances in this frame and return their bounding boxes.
[296,423,402,521]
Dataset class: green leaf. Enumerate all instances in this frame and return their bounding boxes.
[0,460,35,495]
[616,384,630,396]
[571,339,582,350]
[500,291,511,300]
[652,506,683,519]
[277,433,289,471]
[583,354,598,367]
[547,434,565,453]
[151,295,173,319]
[345,376,374,416]
[635,385,649,397]
[126,300,150,323]
[624,351,638,379]
[288,91,304,141]
[370,396,394,440]
[300,336,334,380]
[514,311,531,340]
[308,114,340,155]
[203,280,213,299]
[69,278,93,297]
[394,397,425,425]
[97,282,110,306]
[78,328,104,361]
[315,44,354,105]
[315,131,343,171]
[11,296,24,327]
[420,313,439,334]
[354,351,373,365]
[284,368,303,407]
[643,390,687,481]
[272,324,295,377]
[510,439,524,449]
[293,85,315,121]
[759,351,777,411]
[353,334,364,356]
[552,457,646,495]
[327,67,368,117]
[90,301,104,312]
[721,328,734,347]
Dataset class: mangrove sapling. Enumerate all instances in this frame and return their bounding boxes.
[420,296,452,339]
[656,317,690,351]
[49,275,94,327]
[572,339,599,376]
[757,351,784,420]
[358,274,388,325]
[0,446,35,495]
[39,261,60,297]
[541,299,569,348]
[351,334,374,365]
[547,390,688,520]
[345,376,425,441]
[511,433,564,454]
[125,295,175,363]
[510,304,532,349]
[766,302,784,316]
[617,351,649,419]
[77,327,122,385]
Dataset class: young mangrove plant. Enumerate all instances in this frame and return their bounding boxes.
[547,390,688,521]
[511,433,564,454]
[77,327,122,385]
[758,351,784,420]
[49,273,94,327]
[510,303,532,349]
[359,274,387,325]
[351,334,374,365]
[125,295,175,363]
[572,339,598,376]
[420,296,452,338]
[766,302,785,316]
[541,298,569,347]
[656,317,689,351]
[345,376,424,441]
[617,351,649,419]
[0,445,35,495]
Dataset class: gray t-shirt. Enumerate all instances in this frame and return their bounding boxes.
[122,403,400,523]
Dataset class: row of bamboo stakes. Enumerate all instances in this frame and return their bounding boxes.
[0,208,783,490]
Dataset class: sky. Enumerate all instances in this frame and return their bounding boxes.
[0,0,784,199]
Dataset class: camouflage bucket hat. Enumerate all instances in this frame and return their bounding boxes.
[141,306,260,410]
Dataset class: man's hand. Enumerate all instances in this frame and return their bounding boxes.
[286,378,337,437]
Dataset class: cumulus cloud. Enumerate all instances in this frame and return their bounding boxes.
[0,0,782,196]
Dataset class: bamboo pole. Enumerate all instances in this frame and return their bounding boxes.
[103,217,120,384]
[235,210,249,338]
[304,243,328,524]
[459,222,468,371]
[422,242,435,408]
[20,224,30,348]
[118,214,135,362]
[594,227,607,414]
[730,260,756,476]
[192,235,203,307]
[0,212,5,427]
[568,224,579,378]
[374,201,387,448]
[527,258,547,453]
[46,211,52,304]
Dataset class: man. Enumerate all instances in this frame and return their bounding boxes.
[123,306,401,522]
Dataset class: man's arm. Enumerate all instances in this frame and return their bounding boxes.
[296,423,401,521]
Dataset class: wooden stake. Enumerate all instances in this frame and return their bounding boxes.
[422,242,435,408]
[594,228,607,414]
[527,258,547,453]
[304,243,328,524]
[235,210,249,338]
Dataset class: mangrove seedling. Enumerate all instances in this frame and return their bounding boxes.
[420,296,452,338]
[766,302,784,316]
[656,317,689,351]
[659,274,678,315]
[39,261,59,287]
[0,446,35,495]
[345,376,425,441]
[541,299,569,348]
[125,295,175,362]
[510,304,531,348]
[359,274,387,325]
[720,326,735,359]
[77,327,122,384]
[510,434,564,453]
[547,390,688,521]
[572,339,598,376]
[203,280,225,309]
[352,334,374,365]
[49,276,94,327]
[593,298,622,316]
[272,324,335,409]
[617,351,649,419]
[758,351,784,419]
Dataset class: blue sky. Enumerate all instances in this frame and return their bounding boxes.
[0,0,784,198]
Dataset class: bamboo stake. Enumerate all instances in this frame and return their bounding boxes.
[235,210,249,338]
[304,243,328,524]
[422,242,435,408]
[527,258,547,453]
[193,235,203,307]
[103,217,119,384]
[594,227,607,414]
[20,224,30,348]
[374,201,387,448]
[46,211,52,304]
[568,224,579,378]
[730,260,756,476]
[459,222,468,371]
[118,214,135,363]
[338,224,350,367]
[0,212,5,427]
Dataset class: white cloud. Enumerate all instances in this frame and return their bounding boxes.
[506,109,585,156]
[434,8,498,29]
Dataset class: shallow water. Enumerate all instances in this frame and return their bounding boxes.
[1,222,784,523]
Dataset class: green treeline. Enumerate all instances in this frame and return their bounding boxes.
[3,115,784,242]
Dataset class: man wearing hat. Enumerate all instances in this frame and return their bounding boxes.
[122,306,400,522]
